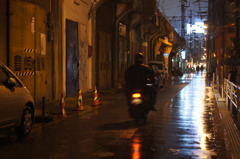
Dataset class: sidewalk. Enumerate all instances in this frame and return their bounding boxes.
[212,85,240,159]
[34,88,125,123]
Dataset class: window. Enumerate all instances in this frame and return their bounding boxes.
[0,66,8,85]
[0,64,22,87]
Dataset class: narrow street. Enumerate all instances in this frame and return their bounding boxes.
[0,0,239,158]
[0,73,230,158]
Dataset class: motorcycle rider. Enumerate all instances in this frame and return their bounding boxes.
[125,53,157,111]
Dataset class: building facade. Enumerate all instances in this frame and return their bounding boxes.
[0,0,185,104]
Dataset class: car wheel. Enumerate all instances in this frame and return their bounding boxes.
[15,106,34,136]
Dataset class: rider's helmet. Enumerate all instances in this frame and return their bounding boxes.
[135,53,143,63]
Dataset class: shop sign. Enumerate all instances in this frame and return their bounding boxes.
[164,53,169,57]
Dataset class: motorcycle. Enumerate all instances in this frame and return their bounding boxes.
[127,83,153,124]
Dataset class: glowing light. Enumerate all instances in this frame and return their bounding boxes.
[187,24,191,34]
[132,93,141,98]
[132,136,141,159]
[187,22,205,34]
[164,53,169,57]
[181,51,186,59]
[198,123,207,150]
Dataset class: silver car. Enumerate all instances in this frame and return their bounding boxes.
[0,62,35,136]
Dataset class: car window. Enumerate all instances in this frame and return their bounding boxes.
[0,66,8,85]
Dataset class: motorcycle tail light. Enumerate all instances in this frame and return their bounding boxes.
[132,93,141,98]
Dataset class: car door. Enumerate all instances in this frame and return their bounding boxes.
[0,66,19,127]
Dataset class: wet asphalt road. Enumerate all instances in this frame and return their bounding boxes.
[0,72,230,158]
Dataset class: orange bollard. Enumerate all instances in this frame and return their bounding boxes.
[60,92,67,117]
[92,86,100,106]
[75,89,84,111]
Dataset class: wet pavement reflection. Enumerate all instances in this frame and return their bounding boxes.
[132,135,141,159]
[0,72,229,159]
[131,72,227,158]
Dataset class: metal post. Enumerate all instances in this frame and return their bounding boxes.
[35,96,53,122]
[181,0,186,37]
[225,79,228,107]
[230,82,233,114]
[221,66,224,97]
[237,87,240,128]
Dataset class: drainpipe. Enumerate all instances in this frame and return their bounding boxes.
[51,0,63,99]
[34,8,37,102]
[6,0,10,67]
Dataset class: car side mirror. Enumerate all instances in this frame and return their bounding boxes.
[7,77,17,91]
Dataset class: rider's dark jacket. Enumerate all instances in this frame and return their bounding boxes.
[125,62,155,90]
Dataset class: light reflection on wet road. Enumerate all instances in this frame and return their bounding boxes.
[133,72,224,158]
[0,72,229,158]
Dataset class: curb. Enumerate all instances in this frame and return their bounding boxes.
[33,88,125,123]
[212,86,240,158]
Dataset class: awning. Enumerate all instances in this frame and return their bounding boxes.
[154,38,173,56]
